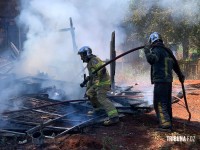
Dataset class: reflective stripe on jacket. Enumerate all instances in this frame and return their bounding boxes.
[87,55,110,86]
[145,42,176,83]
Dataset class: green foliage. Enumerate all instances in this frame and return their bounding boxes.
[123,0,200,60]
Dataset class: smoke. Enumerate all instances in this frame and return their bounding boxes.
[133,0,200,24]
[14,0,129,78]
[0,75,24,114]
[6,0,129,99]
[158,0,200,23]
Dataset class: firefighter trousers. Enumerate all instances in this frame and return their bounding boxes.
[86,84,118,118]
[154,82,172,128]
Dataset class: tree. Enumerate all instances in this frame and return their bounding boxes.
[123,0,200,59]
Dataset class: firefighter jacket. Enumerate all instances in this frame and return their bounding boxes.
[86,55,110,89]
[145,42,180,84]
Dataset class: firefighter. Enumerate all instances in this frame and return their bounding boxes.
[144,32,185,132]
[78,46,119,126]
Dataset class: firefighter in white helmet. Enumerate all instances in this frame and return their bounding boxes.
[144,32,185,132]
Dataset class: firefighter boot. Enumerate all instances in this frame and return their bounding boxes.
[87,108,105,115]
[103,116,119,126]
[156,125,172,132]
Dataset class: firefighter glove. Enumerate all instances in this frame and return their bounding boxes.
[80,82,85,87]
[80,76,91,87]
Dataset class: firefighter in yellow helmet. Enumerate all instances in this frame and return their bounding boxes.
[78,46,119,126]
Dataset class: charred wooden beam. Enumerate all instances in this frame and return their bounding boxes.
[69,17,78,52]
[110,31,116,91]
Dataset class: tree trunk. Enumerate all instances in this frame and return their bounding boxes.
[182,37,189,59]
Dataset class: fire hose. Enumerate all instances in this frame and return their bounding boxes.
[80,46,145,87]
[80,45,191,122]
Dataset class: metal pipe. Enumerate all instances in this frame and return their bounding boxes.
[8,119,69,130]
[0,129,26,136]
[26,111,76,134]
[31,131,44,146]
[55,114,106,138]
[2,99,88,115]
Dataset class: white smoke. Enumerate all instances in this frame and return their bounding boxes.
[14,0,129,81]
[157,0,200,24]
[134,0,200,24]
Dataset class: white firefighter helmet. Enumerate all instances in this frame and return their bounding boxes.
[149,32,163,44]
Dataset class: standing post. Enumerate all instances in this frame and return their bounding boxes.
[69,17,85,76]
[110,31,116,91]
[69,17,78,52]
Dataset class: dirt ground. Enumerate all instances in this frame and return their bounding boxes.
[1,80,200,150]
